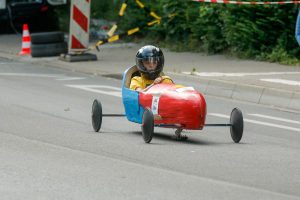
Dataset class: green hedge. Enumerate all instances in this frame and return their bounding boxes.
[67,0,300,64]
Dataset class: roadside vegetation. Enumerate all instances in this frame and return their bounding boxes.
[56,0,300,65]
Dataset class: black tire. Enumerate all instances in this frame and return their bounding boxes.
[31,32,65,44]
[31,42,67,57]
[141,108,154,143]
[92,99,102,132]
[230,108,244,143]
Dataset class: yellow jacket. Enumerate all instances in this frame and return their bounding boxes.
[130,75,173,90]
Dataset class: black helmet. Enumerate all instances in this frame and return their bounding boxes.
[136,45,164,80]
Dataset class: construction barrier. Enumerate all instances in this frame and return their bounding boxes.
[94,0,163,50]
[106,0,161,38]
[95,19,160,50]
[69,0,91,52]
[134,0,161,20]
[107,0,128,37]
[60,0,97,62]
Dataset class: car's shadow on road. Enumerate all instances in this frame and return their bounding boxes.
[93,130,247,146]
[129,131,221,146]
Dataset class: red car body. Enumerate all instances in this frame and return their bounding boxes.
[139,83,207,130]
[92,66,243,143]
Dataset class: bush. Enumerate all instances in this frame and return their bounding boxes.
[64,0,300,64]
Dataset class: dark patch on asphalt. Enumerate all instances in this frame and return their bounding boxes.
[0,57,11,61]
[102,73,123,80]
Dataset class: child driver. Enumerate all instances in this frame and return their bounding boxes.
[130,45,173,91]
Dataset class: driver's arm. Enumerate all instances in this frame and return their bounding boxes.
[130,76,144,91]
[161,76,174,84]
[153,76,163,84]
[153,76,173,85]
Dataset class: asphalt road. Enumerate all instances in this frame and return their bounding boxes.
[1,58,300,200]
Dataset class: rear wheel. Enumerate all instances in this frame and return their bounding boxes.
[141,108,154,143]
[230,108,244,143]
[92,99,102,132]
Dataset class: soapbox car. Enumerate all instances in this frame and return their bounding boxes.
[91,66,244,143]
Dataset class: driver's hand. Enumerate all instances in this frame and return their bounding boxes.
[154,76,163,84]
[136,87,143,92]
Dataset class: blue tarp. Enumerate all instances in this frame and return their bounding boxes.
[295,8,300,46]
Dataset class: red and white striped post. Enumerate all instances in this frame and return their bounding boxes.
[61,0,97,61]
[69,0,91,52]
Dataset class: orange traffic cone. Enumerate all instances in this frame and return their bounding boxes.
[18,24,31,56]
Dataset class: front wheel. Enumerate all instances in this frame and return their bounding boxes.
[92,99,102,132]
[230,108,244,143]
[141,108,154,143]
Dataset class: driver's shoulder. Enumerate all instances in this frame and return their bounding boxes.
[131,76,142,81]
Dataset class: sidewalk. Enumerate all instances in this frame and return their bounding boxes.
[0,34,300,112]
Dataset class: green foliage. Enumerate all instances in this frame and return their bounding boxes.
[258,46,300,65]
[86,0,300,64]
[191,4,227,54]
[223,5,298,59]
[158,0,192,43]
[91,1,121,20]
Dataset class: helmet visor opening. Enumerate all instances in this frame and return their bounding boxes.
[138,57,160,71]
[139,57,161,71]
[142,57,160,63]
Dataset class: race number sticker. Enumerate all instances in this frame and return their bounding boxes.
[151,96,160,115]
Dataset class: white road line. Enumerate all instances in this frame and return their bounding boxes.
[260,79,300,86]
[248,114,300,125]
[0,73,62,78]
[182,71,300,77]
[56,77,86,81]
[209,113,300,133]
[65,85,122,97]
[0,73,85,81]
[0,62,21,65]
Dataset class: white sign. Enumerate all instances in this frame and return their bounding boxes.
[151,96,160,115]
[0,0,6,9]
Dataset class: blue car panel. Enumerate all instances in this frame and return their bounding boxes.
[122,66,144,124]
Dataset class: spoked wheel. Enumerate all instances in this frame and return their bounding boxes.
[92,99,102,132]
[230,108,244,143]
[141,108,154,143]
